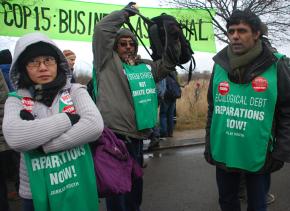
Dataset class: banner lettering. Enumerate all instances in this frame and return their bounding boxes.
[0,0,216,52]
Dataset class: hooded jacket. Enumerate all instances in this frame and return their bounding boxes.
[205,42,290,173]
[2,32,104,199]
[92,10,179,139]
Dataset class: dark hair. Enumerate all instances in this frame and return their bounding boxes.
[226,9,262,33]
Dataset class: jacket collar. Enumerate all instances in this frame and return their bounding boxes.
[213,41,277,83]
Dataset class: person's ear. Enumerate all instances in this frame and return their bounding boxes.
[254,31,261,41]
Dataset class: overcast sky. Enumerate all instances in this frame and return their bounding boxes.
[1,0,290,75]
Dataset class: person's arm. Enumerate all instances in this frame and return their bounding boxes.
[92,4,136,72]
[93,10,126,72]
[204,67,214,163]
[158,78,166,98]
[42,85,104,153]
[2,97,72,152]
[272,56,290,162]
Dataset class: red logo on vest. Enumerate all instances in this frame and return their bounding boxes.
[63,105,76,114]
[21,97,34,112]
[252,77,268,92]
[61,93,73,105]
[218,81,230,95]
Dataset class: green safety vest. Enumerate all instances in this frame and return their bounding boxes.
[123,63,158,130]
[210,54,283,172]
[9,91,99,211]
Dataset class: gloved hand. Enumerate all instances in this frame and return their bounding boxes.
[36,146,45,154]
[123,2,139,17]
[269,157,284,172]
[20,109,35,121]
[66,112,80,125]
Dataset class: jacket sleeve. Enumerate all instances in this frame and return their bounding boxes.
[272,56,290,162]
[42,85,104,153]
[2,97,72,152]
[204,67,214,164]
[92,10,128,72]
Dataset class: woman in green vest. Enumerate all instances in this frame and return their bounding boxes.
[204,9,290,211]
[3,32,104,211]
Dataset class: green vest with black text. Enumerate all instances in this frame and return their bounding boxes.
[210,54,283,172]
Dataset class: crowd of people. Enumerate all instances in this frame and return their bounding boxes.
[0,2,290,211]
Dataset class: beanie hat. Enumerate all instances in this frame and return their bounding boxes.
[18,42,59,66]
[63,49,76,58]
[114,28,138,54]
[0,49,12,64]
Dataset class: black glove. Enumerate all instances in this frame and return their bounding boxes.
[36,146,44,154]
[66,113,80,125]
[123,2,139,17]
[269,157,284,172]
[20,109,35,121]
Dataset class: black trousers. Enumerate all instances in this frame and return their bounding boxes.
[0,151,11,211]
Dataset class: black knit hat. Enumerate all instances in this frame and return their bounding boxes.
[0,49,12,64]
[18,42,59,66]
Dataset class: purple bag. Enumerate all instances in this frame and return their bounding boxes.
[92,128,142,198]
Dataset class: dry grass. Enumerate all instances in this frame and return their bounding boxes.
[75,72,209,130]
[175,79,209,130]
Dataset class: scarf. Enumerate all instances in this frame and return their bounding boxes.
[29,70,67,107]
[227,39,262,70]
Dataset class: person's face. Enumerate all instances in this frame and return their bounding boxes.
[26,56,57,84]
[227,22,260,55]
[116,37,136,63]
[66,55,76,70]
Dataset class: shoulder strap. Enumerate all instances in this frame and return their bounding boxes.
[8,91,22,99]
[274,52,285,59]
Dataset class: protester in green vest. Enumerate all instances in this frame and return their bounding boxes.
[238,22,278,205]
[89,2,181,211]
[2,32,104,211]
[204,9,290,211]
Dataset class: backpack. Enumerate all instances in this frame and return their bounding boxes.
[125,13,196,83]
[148,13,194,66]
[164,75,182,101]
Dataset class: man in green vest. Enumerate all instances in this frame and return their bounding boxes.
[204,9,290,211]
[89,2,181,211]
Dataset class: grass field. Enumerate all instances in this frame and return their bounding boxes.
[175,79,209,130]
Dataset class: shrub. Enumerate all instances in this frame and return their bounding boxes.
[175,79,209,130]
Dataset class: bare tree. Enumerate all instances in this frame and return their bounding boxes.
[162,0,290,44]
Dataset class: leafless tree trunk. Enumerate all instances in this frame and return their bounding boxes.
[162,0,290,44]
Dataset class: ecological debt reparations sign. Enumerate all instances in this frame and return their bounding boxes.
[214,81,271,138]
[0,0,216,53]
[29,146,86,196]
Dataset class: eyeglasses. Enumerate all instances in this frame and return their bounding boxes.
[26,56,56,68]
[118,41,135,48]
